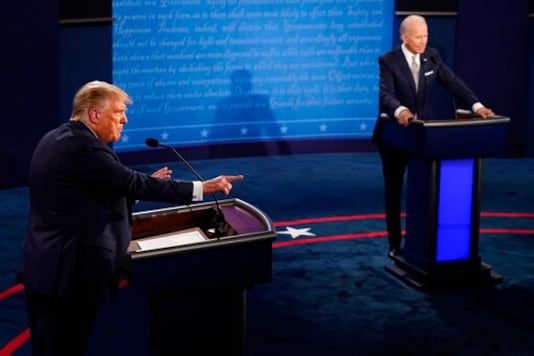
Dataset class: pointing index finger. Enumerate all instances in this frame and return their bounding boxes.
[226,175,244,182]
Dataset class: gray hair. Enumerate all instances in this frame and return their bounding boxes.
[400,15,427,36]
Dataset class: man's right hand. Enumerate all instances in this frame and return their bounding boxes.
[202,175,244,195]
[398,109,415,126]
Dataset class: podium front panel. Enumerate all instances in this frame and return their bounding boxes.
[404,157,481,266]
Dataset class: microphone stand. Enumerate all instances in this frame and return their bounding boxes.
[146,139,227,238]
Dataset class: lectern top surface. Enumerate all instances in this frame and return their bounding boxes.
[410,116,510,128]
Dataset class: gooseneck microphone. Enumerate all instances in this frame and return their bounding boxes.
[429,53,458,118]
[145,138,227,238]
[145,138,204,180]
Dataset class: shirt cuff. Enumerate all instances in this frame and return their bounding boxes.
[394,106,408,118]
[192,181,203,201]
[471,102,484,114]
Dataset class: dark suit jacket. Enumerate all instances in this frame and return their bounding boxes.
[17,121,195,302]
[372,46,480,145]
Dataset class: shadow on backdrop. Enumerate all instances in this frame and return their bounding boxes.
[210,69,290,157]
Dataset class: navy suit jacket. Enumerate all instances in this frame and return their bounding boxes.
[17,121,195,302]
[372,46,480,145]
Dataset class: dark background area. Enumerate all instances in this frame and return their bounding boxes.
[396,0,458,12]
[55,0,534,19]
[59,0,111,20]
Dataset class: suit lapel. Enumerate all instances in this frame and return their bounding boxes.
[417,52,435,112]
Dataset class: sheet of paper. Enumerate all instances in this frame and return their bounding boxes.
[136,229,207,251]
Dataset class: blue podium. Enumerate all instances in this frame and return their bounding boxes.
[381,115,510,290]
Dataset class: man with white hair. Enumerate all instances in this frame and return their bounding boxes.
[372,15,494,258]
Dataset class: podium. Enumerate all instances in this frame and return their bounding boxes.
[124,198,276,355]
[381,115,510,290]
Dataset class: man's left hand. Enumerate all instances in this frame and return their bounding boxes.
[476,107,495,119]
[151,166,173,179]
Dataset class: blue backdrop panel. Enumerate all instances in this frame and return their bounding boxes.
[111,0,394,152]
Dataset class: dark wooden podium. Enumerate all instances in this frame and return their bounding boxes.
[381,115,510,290]
[124,198,276,355]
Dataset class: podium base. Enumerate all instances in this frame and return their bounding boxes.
[385,255,503,291]
[148,287,246,355]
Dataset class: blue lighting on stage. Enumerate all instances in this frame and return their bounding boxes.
[436,158,474,261]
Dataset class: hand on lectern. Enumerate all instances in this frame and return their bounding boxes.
[475,107,494,119]
[398,109,415,126]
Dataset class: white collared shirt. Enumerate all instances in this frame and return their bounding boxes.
[401,43,420,68]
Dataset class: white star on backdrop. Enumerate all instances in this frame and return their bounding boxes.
[161,132,169,140]
[121,134,129,143]
[200,129,209,138]
[240,126,249,135]
[277,226,315,239]
[360,122,368,131]
[319,123,328,132]
[280,125,289,134]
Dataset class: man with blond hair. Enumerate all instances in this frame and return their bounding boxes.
[17,80,243,355]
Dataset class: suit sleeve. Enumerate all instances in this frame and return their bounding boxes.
[74,138,194,205]
[378,55,405,118]
[432,50,480,107]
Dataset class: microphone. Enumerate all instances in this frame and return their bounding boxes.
[429,54,458,118]
[145,138,227,238]
[146,138,204,181]
[429,55,441,66]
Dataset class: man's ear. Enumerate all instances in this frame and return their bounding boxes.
[88,108,99,124]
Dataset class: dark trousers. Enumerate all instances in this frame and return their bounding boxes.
[24,288,99,356]
[377,143,409,251]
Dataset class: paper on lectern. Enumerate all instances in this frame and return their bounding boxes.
[135,228,207,251]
